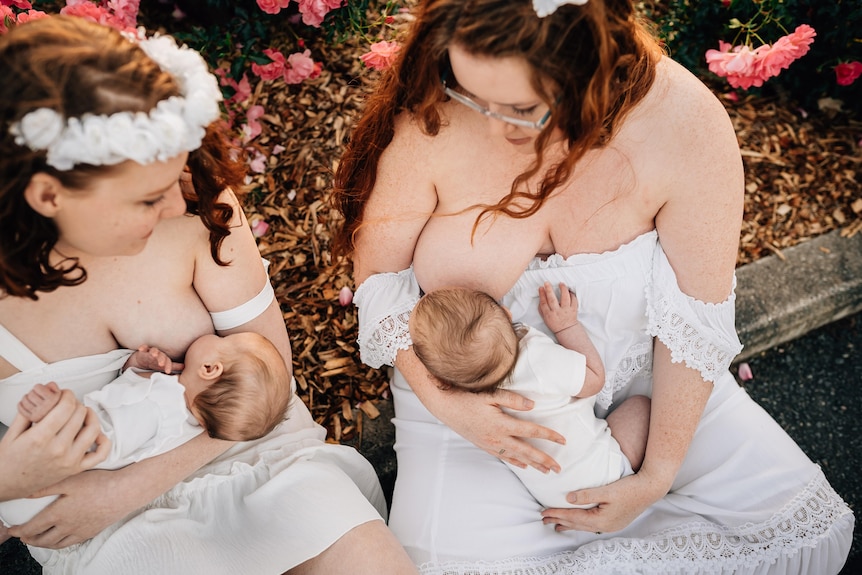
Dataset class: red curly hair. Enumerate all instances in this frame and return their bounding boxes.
[332,0,662,257]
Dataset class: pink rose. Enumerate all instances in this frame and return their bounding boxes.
[834,61,862,87]
[252,48,287,81]
[297,0,342,28]
[284,49,317,84]
[256,0,291,15]
[360,40,401,71]
[14,8,47,24]
[1,5,15,33]
[0,1,32,9]
[105,0,139,28]
[60,2,131,32]
[705,25,816,91]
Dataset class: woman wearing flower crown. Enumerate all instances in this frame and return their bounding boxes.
[333,0,854,573]
[0,14,418,575]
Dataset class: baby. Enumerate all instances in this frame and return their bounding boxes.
[0,331,293,526]
[409,281,650,509]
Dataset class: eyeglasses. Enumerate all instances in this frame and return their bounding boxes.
[440,70,553,131]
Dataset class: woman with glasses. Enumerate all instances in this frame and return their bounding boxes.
[334,0,853,573]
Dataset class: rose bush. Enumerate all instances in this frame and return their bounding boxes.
[647,0,862,116]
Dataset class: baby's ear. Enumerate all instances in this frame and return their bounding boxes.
[24,173,64,217]
[198,362,224,380]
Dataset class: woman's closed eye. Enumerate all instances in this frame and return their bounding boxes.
[142,195,166,207]
[511,105,539,117]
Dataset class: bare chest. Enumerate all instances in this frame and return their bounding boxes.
[0,256,212,378]
[413,139,661,297]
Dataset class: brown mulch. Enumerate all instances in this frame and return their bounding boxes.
[231,24,861,443]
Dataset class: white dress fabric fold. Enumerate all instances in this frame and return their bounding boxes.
[360,230,853,574]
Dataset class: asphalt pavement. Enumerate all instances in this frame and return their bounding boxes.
[732,311,861,575]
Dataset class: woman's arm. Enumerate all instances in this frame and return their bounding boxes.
[9,432,230,547]
[542,62,744,532]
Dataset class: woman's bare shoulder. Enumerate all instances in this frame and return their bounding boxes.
[646,57,737,144]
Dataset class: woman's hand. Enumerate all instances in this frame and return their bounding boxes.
[541,468,669,533]
[440,387,565,472]
[0,388,110,502]
[8,468,132,548]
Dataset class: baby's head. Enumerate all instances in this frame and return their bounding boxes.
[410,287,523,393]
[181,332,292,441]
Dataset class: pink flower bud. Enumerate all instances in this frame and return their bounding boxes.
[737,362,753,382]
[251,218,269,238]
[338,286,354,307]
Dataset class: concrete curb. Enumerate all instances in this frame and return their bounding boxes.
[354,228,862,492]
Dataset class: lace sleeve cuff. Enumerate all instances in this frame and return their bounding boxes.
[353,268,421,369]
[646,246,743,382]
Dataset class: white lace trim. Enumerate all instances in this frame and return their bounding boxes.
[354,269,420,369]
[645,248,743,383]
[418,472,853,575]
[599,340,653,409]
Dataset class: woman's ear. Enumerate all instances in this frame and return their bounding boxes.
[24,173,64,218]
[198,361,224,380]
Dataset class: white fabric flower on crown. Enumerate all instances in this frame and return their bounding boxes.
[533,0,589,18]
[8,32,222,171]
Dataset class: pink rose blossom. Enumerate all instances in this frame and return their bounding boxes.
[737,363,753,382]
[216,67,251,105]
[256,0,290,16]
[834,61,862,87]
[284,49,317,84]
[252,48,287,81]
[338,286,354,307]
[360,40,401,71]
[0,5,15,33]
[297,0,342,28]
[105,0,139,28]
[14,8,47,24]
[705,25,816,90]
[60,2,132,32]
[0,1,32,9]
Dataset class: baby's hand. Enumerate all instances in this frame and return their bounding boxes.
[538,282,581,335]
[132,345,181,374]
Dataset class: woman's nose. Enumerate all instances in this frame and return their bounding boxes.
[487,115,514,137]
[161,182,187,219]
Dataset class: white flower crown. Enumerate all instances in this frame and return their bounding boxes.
[533,0,589,18]
[9,31,223,171]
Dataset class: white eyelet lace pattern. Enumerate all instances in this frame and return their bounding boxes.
[418,472,853,575]
[599,340,653,410]
[645,249,743,382]
[357,306,414,369]
[354,269,421,369]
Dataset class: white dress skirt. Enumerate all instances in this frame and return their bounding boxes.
[0,329,387,575]
[355,230,854,575]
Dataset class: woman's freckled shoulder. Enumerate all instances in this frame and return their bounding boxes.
[648,57,735,136]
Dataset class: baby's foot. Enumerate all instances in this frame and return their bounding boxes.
[18,382,62,423]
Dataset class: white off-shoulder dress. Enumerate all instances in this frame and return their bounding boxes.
[355,230,854,575]
[0,281,387,574]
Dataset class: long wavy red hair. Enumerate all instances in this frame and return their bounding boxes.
[332,0,662,257]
